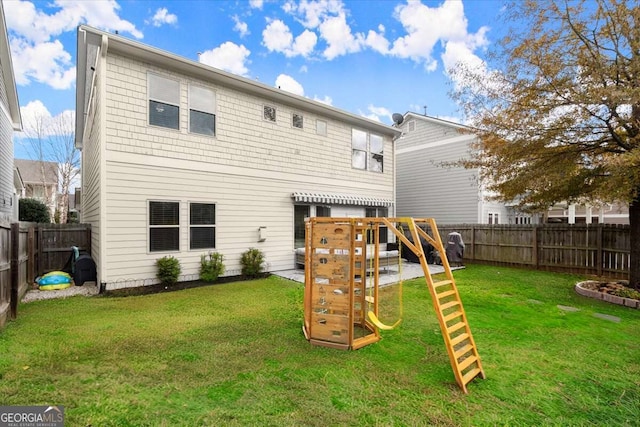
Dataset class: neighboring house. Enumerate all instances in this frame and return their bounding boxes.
[546,202,629,225]
[75,26,400,290]
[395,113,532,225]
[14,158,58,219]
[0,2,23,222]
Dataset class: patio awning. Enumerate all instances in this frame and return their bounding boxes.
[291,192,393,207]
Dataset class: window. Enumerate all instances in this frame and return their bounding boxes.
[189,85,215,136]
[488,213,499,224]
[294,205,310,248]
[148,74,180,130]
[370,134,384,173]
[190,203,216,249]
[352,129,368,170]
[352,129,384,172]
[366,207,388,244]
[293,113,303,129]
[149,201,180,252]
[316,119,327,136]
[316,206,331,217]
[264,105,276,122]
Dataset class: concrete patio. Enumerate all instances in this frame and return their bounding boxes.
[273,260,464,286]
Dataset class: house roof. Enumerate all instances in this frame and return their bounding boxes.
[14,159,58,185]
[402,112,471,131]
[75,25,401,148]
[0,2,22,130]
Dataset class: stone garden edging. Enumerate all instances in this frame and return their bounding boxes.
[575,281,639,309]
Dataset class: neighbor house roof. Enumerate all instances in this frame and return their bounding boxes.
[0,2,22,130]
[14,159,58,185]
[75,25,401,148]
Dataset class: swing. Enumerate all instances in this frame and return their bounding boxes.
[366,224,403,331]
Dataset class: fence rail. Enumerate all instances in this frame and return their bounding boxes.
[0,221,91,329]
[437,223,630,279]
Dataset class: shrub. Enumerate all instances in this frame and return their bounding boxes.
[19,198,51,223]
[240,248,265,278]
[156,256,181,285]
[200,252,225,283]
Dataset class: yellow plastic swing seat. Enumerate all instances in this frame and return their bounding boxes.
[367,311,401,330]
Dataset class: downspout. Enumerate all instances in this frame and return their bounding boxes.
[98,34,108,289]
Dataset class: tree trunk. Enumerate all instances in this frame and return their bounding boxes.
[629,191,640,290]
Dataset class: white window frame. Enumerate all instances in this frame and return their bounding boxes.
[148,73,180,130]
[352,129,384,173]
[264,105,276,122]
[148,200,180,253]
[316,119,327,136]
[188,84,216,136]
[189,202,216,250]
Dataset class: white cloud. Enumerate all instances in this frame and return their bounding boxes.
[250,0,264,9]
[199,42,251,76]
[365,29,389,55]
[4,0,141,89]
[318,12,364,60]
[313,95,333,105]
[389,0,488,72]
[275,74,304,96]
[10,38,76,89]
[360,105,392,123]
[149,8,178,27]
[299,65,308,73]
[18,100,75,138]
[262,19,317,58]
[232,15,249,37]
[281,0,364,60]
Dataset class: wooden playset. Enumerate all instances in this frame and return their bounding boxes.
[302,217,485,394]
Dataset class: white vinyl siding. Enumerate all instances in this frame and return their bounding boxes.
[396,118,480,223]
[94,52,395,289]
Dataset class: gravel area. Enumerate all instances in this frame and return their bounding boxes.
[21,282,100,303]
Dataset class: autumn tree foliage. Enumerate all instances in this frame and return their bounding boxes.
[451,0,640,288]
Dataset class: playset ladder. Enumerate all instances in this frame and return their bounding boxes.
[390,217,486,394]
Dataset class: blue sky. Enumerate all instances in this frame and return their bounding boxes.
[6,0,507,159]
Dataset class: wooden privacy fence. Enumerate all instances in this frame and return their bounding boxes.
[0,221,91,329]
[436,223,630,279]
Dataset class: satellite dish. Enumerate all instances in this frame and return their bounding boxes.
[392,113,404,126]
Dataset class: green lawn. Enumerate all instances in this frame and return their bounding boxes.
[1,265,639,426]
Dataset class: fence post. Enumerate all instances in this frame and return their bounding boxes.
[27,226,34,283]
[470,225,475,261]
[10,223,19,320]
[533,225,539,268]
[37,224,43,278]
[596,224,603,277]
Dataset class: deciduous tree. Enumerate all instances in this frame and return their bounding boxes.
[451,0,640,288]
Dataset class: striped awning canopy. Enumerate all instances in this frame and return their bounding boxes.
[291,192,393,207]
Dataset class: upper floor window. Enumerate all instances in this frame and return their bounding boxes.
[148,73,180,130]
[189,85,216,136]
[264,105,276,122]
[149,201,180,252]
[316,119,327,136]
[352,129,384,172]
[293,113,303,129]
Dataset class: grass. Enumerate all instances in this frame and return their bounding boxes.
[1,265,639,426]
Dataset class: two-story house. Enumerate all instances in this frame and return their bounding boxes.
[395,113,533,225]
[14,158,58,219]
[0,2,22,222]
[75,26,400,290]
